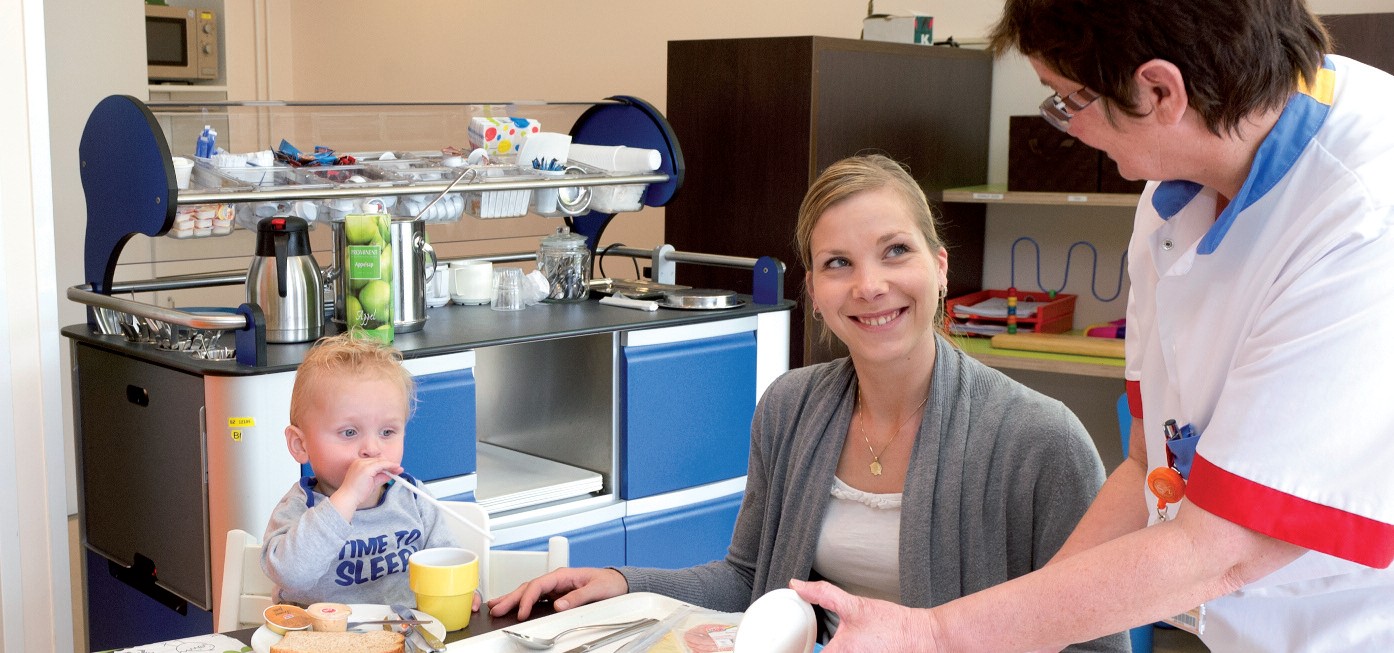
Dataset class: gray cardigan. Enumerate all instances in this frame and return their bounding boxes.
[621,338,1126,652]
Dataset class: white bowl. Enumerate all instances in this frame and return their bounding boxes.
[734,588,817,653]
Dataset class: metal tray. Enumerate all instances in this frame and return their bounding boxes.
[657,288,746,310]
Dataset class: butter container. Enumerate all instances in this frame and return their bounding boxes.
[263,604,311,635]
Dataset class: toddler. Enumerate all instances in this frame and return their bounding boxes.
[261,333,462,607]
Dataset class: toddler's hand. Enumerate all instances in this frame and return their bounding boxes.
[330,457,403,520]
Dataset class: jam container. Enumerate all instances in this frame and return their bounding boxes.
[536,227,592,303]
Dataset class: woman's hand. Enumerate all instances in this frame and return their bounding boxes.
[791,579,940,653]
[487,567,629,621]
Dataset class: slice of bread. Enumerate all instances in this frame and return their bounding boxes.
[270,630,405,653]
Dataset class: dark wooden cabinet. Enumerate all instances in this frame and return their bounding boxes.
[666,36,992,367]
[1324,13,1394,76]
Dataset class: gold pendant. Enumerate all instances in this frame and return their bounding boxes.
[869,460,883,476]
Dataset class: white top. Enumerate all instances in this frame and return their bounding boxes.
[1126,55,1394,651]
[813,476,903,634]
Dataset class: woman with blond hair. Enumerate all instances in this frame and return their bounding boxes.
[490,154,1121,651]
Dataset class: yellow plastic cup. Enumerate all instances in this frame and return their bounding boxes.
[408,547,479,631]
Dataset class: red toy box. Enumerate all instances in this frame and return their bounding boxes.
[946,289,1076,336]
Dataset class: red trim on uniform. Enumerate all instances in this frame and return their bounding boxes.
[1125,380,1143,419]
[1187,455,1394,568]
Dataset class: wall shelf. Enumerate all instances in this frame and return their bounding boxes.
[943,184,1140,208]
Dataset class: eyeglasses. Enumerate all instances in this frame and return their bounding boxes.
[1040,87,1101,132]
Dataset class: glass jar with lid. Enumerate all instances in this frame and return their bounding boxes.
[536,227,591,302]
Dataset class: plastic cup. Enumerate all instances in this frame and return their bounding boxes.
[172,157,194,190]
[408,547,479,632]
[491,267,527,311]
[533,169,566,215]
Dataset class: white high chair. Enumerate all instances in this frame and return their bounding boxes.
[439,500,569,600]
[217,528,275,632]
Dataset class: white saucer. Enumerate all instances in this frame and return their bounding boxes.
[250,603,444,653]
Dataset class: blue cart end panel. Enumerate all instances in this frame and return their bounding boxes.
[620,332,756,499]
[403,367,477,482]
[624,491,743,569]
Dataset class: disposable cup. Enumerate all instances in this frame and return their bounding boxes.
[533,169,566,215]
[491,267,527,311]
[408,547,478,632]
[172,157,194,190]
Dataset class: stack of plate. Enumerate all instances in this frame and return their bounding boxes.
[473,442,603,513]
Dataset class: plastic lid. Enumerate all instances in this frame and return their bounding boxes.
[540,226,587,250]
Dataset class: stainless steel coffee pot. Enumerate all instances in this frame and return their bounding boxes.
[247,216,324,343]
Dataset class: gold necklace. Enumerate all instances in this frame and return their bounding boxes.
[856,390,930,476]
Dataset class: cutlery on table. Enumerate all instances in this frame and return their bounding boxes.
[347,618,431,628]
[392,603,447,653]
[504,617,653,650]
[561,618,659,653]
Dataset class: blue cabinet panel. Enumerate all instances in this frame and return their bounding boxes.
[404,366,477,482]
[85,549,213,651]
[624,492,743,569]
[497,518,626,569]
[621,332,755,499]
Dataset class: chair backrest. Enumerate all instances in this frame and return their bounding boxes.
[438,500,568,600]
[217,528,275,632]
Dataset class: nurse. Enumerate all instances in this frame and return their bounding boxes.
[793,1,1394,651]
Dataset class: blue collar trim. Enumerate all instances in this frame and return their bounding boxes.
[1152,57,1336,254]
[1151,180,1204,219]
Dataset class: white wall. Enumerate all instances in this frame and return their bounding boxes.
[1,0,73,649]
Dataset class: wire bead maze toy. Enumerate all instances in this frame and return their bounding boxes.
[1006,237,1128,334]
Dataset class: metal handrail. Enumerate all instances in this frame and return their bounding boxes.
[68,285,248,331]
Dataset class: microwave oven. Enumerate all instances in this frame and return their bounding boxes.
[145,5,219,82]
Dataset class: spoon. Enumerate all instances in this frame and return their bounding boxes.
[503,618,652,650]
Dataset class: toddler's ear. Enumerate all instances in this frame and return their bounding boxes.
[285,425,311,464]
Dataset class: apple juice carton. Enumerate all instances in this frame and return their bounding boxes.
[343,213,393,343]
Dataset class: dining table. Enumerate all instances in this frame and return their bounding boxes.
[124,593,703,652]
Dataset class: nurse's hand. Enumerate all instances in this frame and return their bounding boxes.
[791,579,940,653]
[487,567,629,621]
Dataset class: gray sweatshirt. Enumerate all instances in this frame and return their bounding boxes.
[261,473,461,607]
[621,337,1127,652]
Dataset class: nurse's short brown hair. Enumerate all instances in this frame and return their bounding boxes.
[988,0,1330,136]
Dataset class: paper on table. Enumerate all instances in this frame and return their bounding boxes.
[105,632,248,652]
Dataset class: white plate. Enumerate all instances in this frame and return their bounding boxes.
[250,603,444,653]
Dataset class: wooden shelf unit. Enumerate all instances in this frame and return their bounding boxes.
[943,184,1140,208]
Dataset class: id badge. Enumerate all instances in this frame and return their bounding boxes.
[1162,604,1206,635]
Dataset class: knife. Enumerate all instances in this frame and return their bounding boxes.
[391,603,447,653]
[347,618,431,627]
[561,617,659,653]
